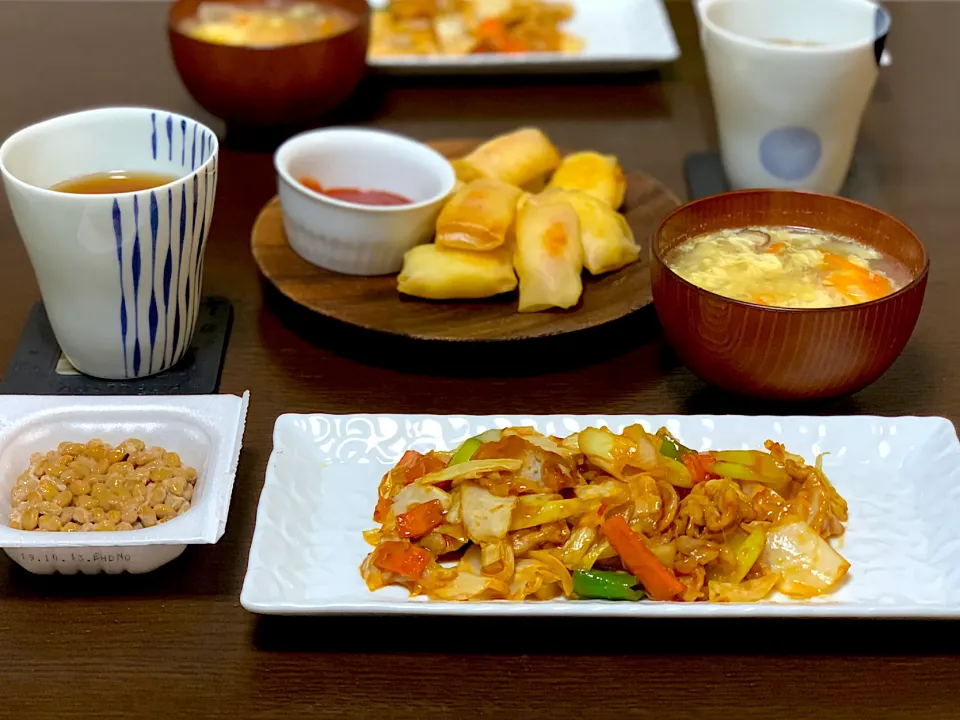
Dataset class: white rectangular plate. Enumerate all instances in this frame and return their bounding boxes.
[366,0,680,74]
[241,413,960,617]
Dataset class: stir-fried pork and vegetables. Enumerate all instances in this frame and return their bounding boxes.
[361,425,850,602]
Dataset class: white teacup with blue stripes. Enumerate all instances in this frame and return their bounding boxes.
[0,107,218,380]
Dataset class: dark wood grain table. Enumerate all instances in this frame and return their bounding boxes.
[2,2,960,718]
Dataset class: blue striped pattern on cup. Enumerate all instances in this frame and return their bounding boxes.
[111,113,217,379]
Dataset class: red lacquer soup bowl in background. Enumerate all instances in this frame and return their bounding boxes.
[168,0,370,127]
[650,190,929,400]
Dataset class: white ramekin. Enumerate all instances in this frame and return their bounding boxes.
[275,127,456,276]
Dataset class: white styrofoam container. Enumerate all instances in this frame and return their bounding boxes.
[0,393,249,574]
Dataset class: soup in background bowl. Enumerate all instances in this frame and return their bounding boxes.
[168,0,370,127]
[177,1,357,48]
[667,225,912,308]
[651,190,928,400]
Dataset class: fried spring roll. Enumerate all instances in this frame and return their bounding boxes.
[545,189,639,275]
[435,179,524,252]
[514,194,583,312]
[398,244,517,300]
[454,128,562,190]
[546,151,626,209]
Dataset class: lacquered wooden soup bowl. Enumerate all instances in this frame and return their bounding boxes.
[651,190,929,400]
[168,0,370,127]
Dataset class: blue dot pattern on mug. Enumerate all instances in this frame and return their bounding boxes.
[759,126,822,182]
[111,114,217,379]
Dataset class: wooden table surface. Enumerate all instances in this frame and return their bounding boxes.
[1,2,960,718]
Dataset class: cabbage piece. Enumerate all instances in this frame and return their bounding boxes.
[532,583,565,601]
[417,562,458,592]
[511,497,585,530]
[786,461,849,538]
[460,483,517,542]
[501,427,574,459]
[528,550,575,597]
[445,487,463,524]
[429,571,509,600]
[481,539,515,582]
[560,433,582,456]
[578,426,659,480]
[619,425,661,470]
[708,573,780,602]
[480,540,503,571]
[580,537,617,570]
[574,479,630,503]
[427,544,510,600]
[508,559,546,600]
[360,552,387,591]
[760,521,850,598]
[458,543,484,573]
[416,458,522,486]
[391,484,453,515]
[559,525,597,568]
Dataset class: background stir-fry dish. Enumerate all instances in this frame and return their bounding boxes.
[361,425,850,602]
[370,0,583,57]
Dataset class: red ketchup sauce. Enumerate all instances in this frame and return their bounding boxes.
[299,176,412,206]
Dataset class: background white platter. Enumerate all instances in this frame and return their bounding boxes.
[366,0,681,74]
[241,413,960,617]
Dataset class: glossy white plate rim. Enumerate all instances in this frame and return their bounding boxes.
[241,413,960,618]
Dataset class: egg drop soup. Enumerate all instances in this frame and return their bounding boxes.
[666,226,911,308]
[178,1,357,48]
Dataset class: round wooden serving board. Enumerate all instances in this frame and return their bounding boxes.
[251,139,681,342]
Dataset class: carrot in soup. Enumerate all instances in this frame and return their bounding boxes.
[821,252,893,302]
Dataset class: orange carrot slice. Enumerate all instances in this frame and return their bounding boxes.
[396,500,445,539]
[371,541,431,580]
[602,516,684,601]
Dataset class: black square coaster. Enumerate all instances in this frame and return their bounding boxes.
[683,152,881,206]
[1,297,233,395]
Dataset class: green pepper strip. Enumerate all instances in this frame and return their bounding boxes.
[659,437,683,461]
[659,435,695,462]
[449,438,483,466]
[731,528,766,583]
[572,570,645,601]
[449,429,502,466]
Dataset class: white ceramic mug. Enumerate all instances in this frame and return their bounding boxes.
[0,107,219,380]
[700,0,890,194]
